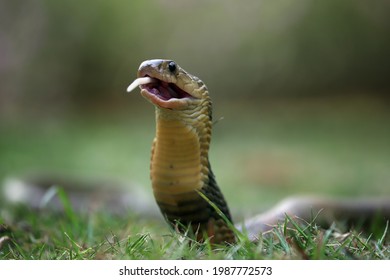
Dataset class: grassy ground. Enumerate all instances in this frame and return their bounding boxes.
[1,203,388,260]
[0,96,389,259]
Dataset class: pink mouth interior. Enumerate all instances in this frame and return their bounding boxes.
[141,79,192,101]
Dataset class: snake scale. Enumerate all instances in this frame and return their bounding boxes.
[127,59,390,244]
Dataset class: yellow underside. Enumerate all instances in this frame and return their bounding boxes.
[151,117,202,206]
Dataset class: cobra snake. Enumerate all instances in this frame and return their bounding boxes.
[3,59,389,245]
[126,59,390,244]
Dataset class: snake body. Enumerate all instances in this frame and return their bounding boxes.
[128,59,390,244]
[128,60,234,243]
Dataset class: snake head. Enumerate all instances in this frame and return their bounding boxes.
[127,59,207,110]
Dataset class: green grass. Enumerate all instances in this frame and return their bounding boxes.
[0,97,389,259]
[1,201,388,259]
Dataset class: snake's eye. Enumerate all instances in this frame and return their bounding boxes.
[168,61,177,73]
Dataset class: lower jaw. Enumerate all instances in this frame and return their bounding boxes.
[141,89,191,110]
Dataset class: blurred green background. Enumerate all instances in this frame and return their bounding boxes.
[1,0,389,215]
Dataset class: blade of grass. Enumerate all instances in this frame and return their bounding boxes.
[273,225,291,255]
[285,214,308,240]
[196,190,244,241]
[57,187,77,225]
[378,220,389,248]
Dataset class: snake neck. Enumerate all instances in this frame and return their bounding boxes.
[150,98,235,243]
[151,98,212,201]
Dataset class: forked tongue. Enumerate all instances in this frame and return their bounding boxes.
[127,77,157,93]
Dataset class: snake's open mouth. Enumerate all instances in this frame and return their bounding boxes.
[144,78,192,101]
[127,76,192,101]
